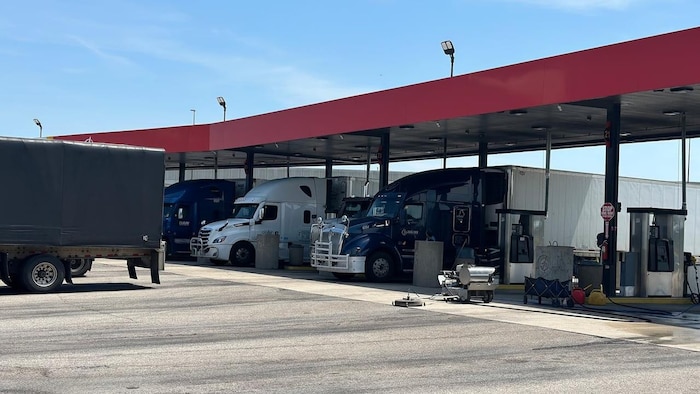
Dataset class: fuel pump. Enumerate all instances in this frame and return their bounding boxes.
[627,208,686,297]
[497,209,545,284]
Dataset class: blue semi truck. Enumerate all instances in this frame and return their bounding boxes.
[163,179,247,258]
[311,167,510,281]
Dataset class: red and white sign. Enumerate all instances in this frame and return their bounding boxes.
[601,202,615,221]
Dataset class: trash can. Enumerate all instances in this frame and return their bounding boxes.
[255,232,280,269]
[575,260,603,296]
[413,240,443,288]
[289,244,304,266]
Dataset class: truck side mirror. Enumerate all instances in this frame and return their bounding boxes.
[256,208,265,222]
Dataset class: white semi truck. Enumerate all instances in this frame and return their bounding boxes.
[190,177,353,266]
[0,137,165,293]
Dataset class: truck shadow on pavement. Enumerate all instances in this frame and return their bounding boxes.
[0,283,152,295]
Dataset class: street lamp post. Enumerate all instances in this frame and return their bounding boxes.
[441,40,455,77]
[190,109,196,125]
[217,96,227,121]
[33,118,43,138]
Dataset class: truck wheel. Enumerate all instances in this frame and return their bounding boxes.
[69,258,91,277]
[21,254,65,293]
[483,291,494,303]
[365,252,394,282]
[230,242,255,266]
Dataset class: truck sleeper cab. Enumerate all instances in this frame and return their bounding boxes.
[191,177,352,266]
[311,167,507,282]
[162,179,245,258]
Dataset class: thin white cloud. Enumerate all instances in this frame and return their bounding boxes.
[67,35,135,67]
[114,29,374,108]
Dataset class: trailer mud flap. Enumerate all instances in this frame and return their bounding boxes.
[150,250,161,285]
[127,258,139,280]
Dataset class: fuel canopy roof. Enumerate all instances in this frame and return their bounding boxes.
[55,27,700,171]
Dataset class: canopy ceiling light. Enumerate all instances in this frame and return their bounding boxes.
[509,109,527,116]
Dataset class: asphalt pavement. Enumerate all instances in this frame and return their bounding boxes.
[0,258,698,393]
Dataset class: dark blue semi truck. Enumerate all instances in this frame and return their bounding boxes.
[311,167,509,281]
[162,179,246,258]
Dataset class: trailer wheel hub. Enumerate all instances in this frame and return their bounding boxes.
[32,262,58,287]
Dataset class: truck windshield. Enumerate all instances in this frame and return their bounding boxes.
[367,194,402,218]
[231,203,259,219]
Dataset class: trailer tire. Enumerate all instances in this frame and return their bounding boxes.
[365,252,394,282]
[69,258,91,277]
[230,242,255,266]
[21,254,65,293]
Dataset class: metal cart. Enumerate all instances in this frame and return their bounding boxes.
[524,276,573,307]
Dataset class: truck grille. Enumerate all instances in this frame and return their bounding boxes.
[199,228,212,244]
[310,223,349,268]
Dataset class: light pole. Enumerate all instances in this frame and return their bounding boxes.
[441,40,455,77]
[33,118,43,138]
[217,96,227,121]
[190,109,196,125]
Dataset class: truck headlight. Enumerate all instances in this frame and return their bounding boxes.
[212,236,227,244]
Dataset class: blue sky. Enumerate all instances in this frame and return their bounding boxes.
[2,0,699,181]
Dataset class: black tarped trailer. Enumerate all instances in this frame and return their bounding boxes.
[0,137,165,292]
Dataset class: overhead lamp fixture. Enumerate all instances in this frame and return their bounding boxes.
[670,86,694,93]
[435,121,441,128]
[557,104,563,112]
[254,145,264,148]
[274,143,279,148]
[620,132,632,137]
[354,145,368,149]
[428,137,442,142]
[339,134,344,140]
[216,96,227,121]
[351,156,361,160]
[33,118,43,138]
[399,124,415,129]
[531,125,549,131]
[293,153,301,157]
[663,110,681,116]
[440,40,455,77]
[509,109,527,116]
[505,142,516,147]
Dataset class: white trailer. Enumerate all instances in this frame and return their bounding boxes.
[506,166,698,254]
